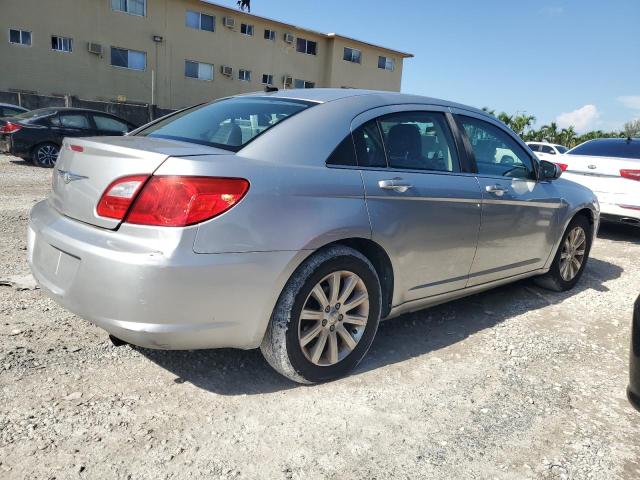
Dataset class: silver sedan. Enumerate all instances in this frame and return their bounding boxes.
[28,89,599,383]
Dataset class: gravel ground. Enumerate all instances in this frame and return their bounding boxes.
[1,154,639,479]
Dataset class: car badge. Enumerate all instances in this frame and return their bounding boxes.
[588,165,597,170]
[57,169,89,184]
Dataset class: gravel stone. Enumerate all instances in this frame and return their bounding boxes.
[0,154,639,479]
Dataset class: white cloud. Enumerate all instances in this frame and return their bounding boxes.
[555,105,600,132]
[618,96,640,111]
[540,6,564,16]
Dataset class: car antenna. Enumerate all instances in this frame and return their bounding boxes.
[265,85,278,93]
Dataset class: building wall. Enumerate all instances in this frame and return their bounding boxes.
[0,0,410,110]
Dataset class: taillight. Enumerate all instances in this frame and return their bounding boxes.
[96,175,150,220]
[98,176,249,226]
[621,169,640,181]
[69,144,84,152]
[0,122,22,134]
[555,163,568,172]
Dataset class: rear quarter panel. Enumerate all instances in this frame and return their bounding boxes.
[153,156,371,254]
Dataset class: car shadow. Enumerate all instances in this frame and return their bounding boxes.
[9,159,34,167]
[598,222,640,245]
[138,257,623,396]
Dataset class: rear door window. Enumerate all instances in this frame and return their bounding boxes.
[58,113,91,129]
[137,97,315,151]
[93,115,130,134]
[540,145,556,154]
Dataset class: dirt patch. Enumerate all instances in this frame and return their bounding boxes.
[1,154,639,479]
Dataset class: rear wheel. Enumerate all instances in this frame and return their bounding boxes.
[261,245,382,384]
[32,143,60,168]
[535,215,592,292]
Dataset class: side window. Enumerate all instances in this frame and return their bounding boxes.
[460,116,535,179]
[353,120,386,168]
[378,112,459,172]
[59,113,91,129]
[327,135,357,166]
[528,144,540,152]
[540,145,556,154]
[93,115,130,133]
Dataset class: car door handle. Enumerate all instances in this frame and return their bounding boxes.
[485,185,508,196]
[378,179,413,193]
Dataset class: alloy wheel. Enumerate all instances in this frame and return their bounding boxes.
[37,145,59,167]
[298,271,369,366]
[559,226,587,281]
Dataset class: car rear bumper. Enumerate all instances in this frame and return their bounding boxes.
[598,202,640,225]
[28,200,307,350]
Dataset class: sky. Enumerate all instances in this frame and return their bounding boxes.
[210,0,640,133]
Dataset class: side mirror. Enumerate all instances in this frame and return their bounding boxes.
[539,160,562,180]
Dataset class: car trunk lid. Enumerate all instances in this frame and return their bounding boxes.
[50,136,229,229]
[563,154,640,197]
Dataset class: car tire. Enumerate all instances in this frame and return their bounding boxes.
[534,214,593,292]
[261,245,382,384]
[31,142,60,168]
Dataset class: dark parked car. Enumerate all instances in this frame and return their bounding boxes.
[0,103,29,117]
[0,107,137,167]
[629,295,640,412]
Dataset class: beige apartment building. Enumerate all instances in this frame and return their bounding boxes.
[0,0,413,110]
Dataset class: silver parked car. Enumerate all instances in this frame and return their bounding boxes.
[28,89,599,383]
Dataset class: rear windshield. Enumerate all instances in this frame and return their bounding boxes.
[568,139,640,159]
[137,97,315,151]
[13,109,57,123]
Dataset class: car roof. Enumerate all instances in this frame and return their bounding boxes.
[239,88,486,115]
[0,103,28,110]
[21,107,133,122]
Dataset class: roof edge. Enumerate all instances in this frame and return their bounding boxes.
[199,1,414,58]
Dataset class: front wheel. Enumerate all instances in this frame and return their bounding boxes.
[31,143,60,168]
[261,245,382,384]
[535,215,593,292]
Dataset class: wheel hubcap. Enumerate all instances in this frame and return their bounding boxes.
[37,145,59,167]
[298,271,369,367]
[559,226,587,281]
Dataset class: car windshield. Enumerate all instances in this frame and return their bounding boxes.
[137,97,316,151]
[555,146,568,154]
[568,139,640,159]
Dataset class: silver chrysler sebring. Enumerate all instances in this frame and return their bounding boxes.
[28,89,599,383]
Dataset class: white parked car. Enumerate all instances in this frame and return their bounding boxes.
[560,138,640,227]
[527,142,569,162]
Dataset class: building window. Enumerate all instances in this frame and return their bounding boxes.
[51,36,73,53]
[9,29,31,46]
[264,29,276,41]
[343,47,361,64]
[185,60,214,81]
[111,0,146,16]
[378,56,395,71]
[110,47,146,71]
[296,38,317,55]
[294,79,315,89]
[239,69,252,82]
[186,11,215,32]
[240,23,254,36]
[262,74,274,85]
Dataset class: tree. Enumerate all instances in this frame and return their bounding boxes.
[623,119,640,138]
